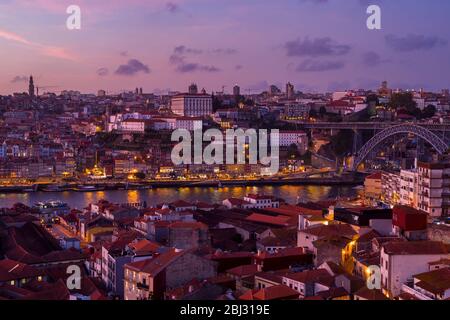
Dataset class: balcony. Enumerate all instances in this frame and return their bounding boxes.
[401,284,433,300]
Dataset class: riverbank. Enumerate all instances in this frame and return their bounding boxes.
[0,174,364,194]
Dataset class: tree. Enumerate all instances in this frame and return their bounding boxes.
[421,105,436,119]
[366,94,379,117]
[319,106,327,117]
[389,92,417,113]
[330,130,354,157]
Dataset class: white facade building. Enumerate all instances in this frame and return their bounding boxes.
[417,162,450,217]
[120,119,146,133]
[380,241,449,298]
[400,169,418,208]
[243,194,280,209]
[279,131,308,151]
[171,94,213,117]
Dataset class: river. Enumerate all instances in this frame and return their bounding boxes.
[0,185,362,210]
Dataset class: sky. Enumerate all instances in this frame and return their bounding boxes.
[0,0,450,95]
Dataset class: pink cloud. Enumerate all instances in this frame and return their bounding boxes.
[0,30,33,45]
[0,28,76,61]
[7,0,186,13]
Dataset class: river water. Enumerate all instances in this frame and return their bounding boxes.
[0,185,358,209]
[0,185,361,210]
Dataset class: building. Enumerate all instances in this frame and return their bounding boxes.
[417,161,450,217]
[243,194,280,209]
[188,83,198,94]
[400,169,418,208]
[392,205,428,241]
[333,207,392,235]
[380,241,449,297]
[253,247,313,272]
[101,235,159,298]
[0,259,46,287]
[364,172,382,204]
[278,131,308,151]
[297,224,358,266]
[233,85,240,97]
[222,198,253,210]
[269,85,281,96]
[175,117,203,131]
[119,119,147,133]
[382,171,401,206]
[286,82,295,99]
[123,249,216,300]
[281,269,334,299]
[240,285,300,300]
[29,75,35,97]
[171,86,213,117]
[167,222,210,250]
[400,267,450,300]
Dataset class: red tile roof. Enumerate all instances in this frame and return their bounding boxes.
[354,287,388,300]
[383,241,449,255]
[301,224,357,239]
[168,222,208,230]
[125,249,185,276]
[414,268,450,295]
[21,279,70,300]
[316,287,349,299]
[128,239,161,255]
[283,269,332,284]
[224,198,251,206]
[240,285,300,300]
[246,213,292,227]
[226,264,258,277]
[255,247,305,260]
[0,259,44,282]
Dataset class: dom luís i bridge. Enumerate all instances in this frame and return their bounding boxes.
[290,121,450,171]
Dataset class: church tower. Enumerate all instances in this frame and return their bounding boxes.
[29,76,35,97]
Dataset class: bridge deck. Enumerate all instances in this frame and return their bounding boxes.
[287,121,450,131]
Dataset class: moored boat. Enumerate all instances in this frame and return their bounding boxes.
[73,185,105,192]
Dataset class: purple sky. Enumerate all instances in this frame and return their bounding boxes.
[1,0,449,95]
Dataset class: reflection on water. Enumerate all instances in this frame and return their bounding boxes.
[0,185,361,209]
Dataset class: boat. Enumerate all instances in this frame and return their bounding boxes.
[125,183,152,190]
[22,185,38,193]
[226,181,247,186]
[0,185,37,193]
[73,185,105,192]
[42,184,72,192]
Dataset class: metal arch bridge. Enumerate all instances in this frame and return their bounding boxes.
[352,124,449,170]
[288,121,450,132]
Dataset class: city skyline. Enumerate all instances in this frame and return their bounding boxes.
[1,0,450,95]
